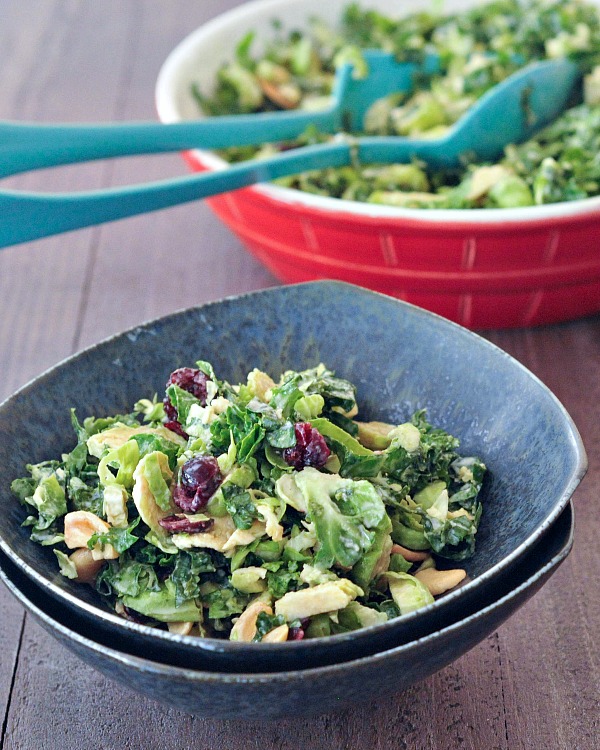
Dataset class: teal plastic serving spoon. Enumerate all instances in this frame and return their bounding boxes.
[0,50,440,179]
[0,56,579,248]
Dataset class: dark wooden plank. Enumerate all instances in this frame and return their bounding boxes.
[73,0,277,349]
[498,566,600,750]
[1,0,598,747]
[2,619,198,750]
[0,0,154,738]
[428,633,508,749]
[488,318,600,749]
[0,598,24,742]
[0,2,136,732]
[3,617,507,750]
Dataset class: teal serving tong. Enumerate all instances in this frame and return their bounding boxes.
[0,54,579,248]
[0,50,440,178]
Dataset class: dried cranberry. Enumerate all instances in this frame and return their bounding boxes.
[171,483,193,510]
[163,400,178,422]
[288,626,305,641]
[181,456,221,493]
[173,456,223,513]
[164,419,189,440]
[283,423,330,470]
[168,367,209,403]
[158,514,215,534]
[162,367,210,433]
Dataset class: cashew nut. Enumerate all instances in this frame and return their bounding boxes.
[261,623,289,643]
[230,601,273,642]
[259,80,301,109]
[168,621,194,636]
[68,548,104,584]
[414,567,467,596]
[63,510,119,560]
[391,543,431,563]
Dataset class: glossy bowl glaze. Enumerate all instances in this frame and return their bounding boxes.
[156,0,600,329]
[0,282,586,671]
[0,502,574,719]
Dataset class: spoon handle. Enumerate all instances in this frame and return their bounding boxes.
[0,141,352,248]
[0,131,467,250]
[0,107,337,178]
[357,137,455,170]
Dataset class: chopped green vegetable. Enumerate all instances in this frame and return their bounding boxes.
[253,611,287,641]
[386,571,435,614]
[192,0,600,209]
[54,550,78,579]
[12,360,486,641]
[88,517,141,555]
[122,579,202,623]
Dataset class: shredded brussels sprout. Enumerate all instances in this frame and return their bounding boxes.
[191,0,600,208]
[12,362,486,641]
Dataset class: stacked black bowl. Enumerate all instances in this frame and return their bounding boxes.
[0,282,585,719]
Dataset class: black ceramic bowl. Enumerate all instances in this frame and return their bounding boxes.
[0,503,574,719]
[0,282,587,672]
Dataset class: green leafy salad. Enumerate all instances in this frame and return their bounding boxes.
[12,362,486,642]
[192,0,600,209]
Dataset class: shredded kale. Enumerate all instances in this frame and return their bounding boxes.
[96,557,161,599]
[129,433,181,471]
[221,483,258,530]
[12,360,488,639]
[203,585,249,621]
[263,560,301,599]
[169,550,216,607]
[211,403,265,463]
[88,517,141,555]
[194,0,600,208]
[253,611,286,641]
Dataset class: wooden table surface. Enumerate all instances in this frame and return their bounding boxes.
[0,2,598,748]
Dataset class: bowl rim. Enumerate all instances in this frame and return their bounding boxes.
[154,0,600,226]
[0,281,588,657]
[0,500,574,681]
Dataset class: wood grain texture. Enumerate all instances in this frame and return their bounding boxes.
[489,319,600,750]
[0,1,598,748]
[3,618,507,750]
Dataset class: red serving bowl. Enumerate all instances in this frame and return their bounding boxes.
[156,0,600,329]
